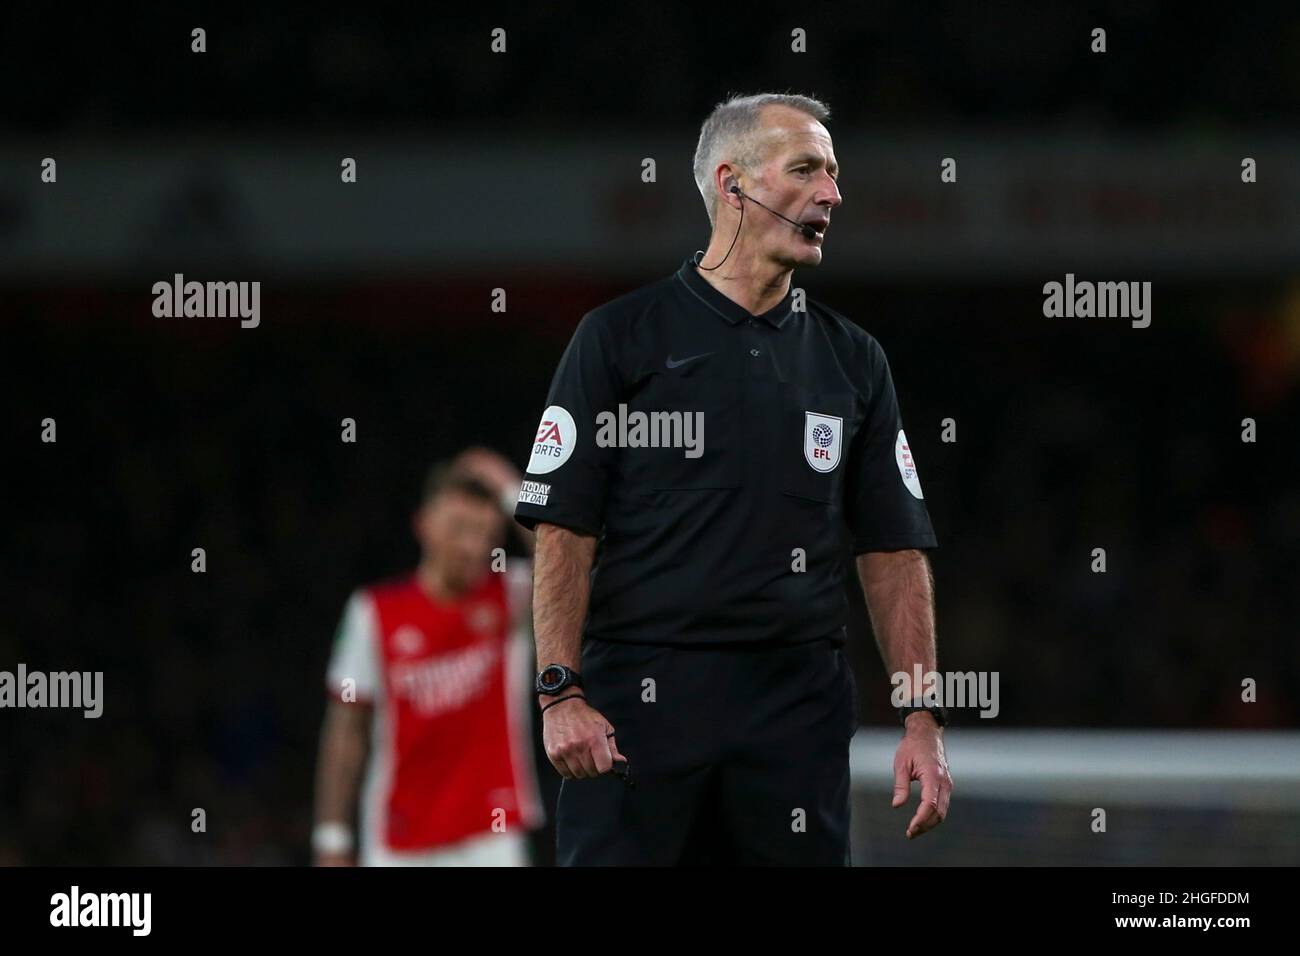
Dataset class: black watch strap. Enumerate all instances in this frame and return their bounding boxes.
[897,703,949,728]
[535,663,583,696]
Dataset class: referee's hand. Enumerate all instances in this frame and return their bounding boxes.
[892,714,953,839]
[541,695,628,780]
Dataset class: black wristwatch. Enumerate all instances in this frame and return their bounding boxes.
[897,702,949,728]
[535,663,583,697]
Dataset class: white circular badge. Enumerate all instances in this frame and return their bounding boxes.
[527,405,577,475]
[895,429,924,499]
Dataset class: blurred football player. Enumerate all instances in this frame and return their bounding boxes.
[312,448,542,865]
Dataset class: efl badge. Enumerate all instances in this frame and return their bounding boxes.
[804,411,843,473]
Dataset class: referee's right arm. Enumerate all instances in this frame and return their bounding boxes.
[532,523,624,779]
[514,309,627,781]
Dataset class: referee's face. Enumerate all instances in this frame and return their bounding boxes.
[744,105,842,268]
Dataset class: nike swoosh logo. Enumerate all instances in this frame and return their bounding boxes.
[666,352,713,369]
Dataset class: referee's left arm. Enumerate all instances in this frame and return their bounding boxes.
[856,549,950,839]
[857,548,936,693]
[843,333,951,840]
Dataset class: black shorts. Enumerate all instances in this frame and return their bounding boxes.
[555,635,858,866]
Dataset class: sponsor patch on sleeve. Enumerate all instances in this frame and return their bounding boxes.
[895,429,924,499]
[527,405,576,474]
[517,480,551,506]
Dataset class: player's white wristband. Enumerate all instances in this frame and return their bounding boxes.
[312,822,354,855]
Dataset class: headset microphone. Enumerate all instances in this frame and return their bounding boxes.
[732,183,819,240]
[695,182,817,270]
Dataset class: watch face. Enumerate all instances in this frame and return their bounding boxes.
[540,665,566,690]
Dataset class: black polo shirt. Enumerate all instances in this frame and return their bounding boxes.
[514,254,937,646]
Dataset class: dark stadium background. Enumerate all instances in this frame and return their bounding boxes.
[1,4,1296,865]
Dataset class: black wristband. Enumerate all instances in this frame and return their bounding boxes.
[541,693,585,715]
[898,703,949,728]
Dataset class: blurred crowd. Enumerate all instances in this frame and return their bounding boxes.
[4,4,1300,135]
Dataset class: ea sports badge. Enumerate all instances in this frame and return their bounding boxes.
[528,405,576,475]
[804,411,842,473]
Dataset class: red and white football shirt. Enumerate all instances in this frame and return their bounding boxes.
[326,564,543,856]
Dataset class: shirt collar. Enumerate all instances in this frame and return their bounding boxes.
[676,254,795,329]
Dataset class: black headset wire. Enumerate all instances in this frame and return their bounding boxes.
[695,182,745,271]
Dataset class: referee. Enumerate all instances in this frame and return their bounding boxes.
[514,92,952,866]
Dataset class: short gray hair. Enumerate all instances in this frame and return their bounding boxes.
[692,92,831,229]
